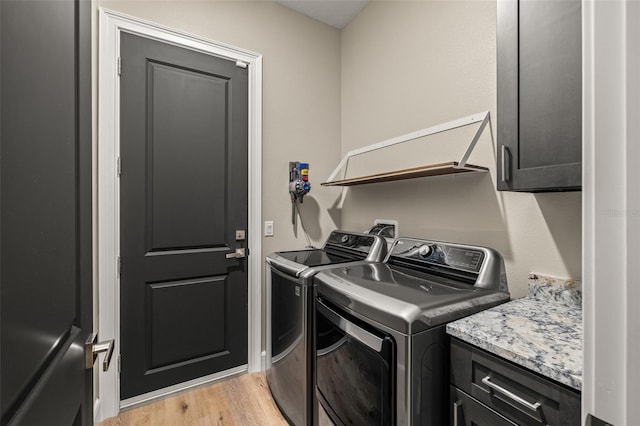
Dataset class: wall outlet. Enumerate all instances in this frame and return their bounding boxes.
[264,220,274,237]
[372,219,399,239]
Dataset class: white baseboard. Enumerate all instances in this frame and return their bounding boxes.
[93,398,102,422]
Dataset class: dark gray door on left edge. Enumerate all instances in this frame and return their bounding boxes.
[119,33,249,399]
[1,0,93,424]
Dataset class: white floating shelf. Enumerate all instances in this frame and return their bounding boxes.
[324,111,492,187]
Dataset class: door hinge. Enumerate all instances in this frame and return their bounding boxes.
[117,157,121,177]
[117,256,121,278]
[235,60,248,69]
[117,57,122,76]
[118,354,121,373]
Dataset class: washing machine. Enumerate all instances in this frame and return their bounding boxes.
[266,230,387,425]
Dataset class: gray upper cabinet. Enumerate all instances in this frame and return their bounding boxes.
[497,0,582,192]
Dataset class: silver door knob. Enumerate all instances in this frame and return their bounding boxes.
[226,248,246,259]
[85,333,115,372]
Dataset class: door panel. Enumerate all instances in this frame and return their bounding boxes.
[120,33,248,399]
[8,328,86,426]
[147,277,228,369]
[0,0,93,424]
[518,0,581,170]
[147,62,228,251]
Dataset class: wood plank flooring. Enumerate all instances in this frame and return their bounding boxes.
[99,373,288,426]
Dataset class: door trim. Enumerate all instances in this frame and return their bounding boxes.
[97,8,263,422]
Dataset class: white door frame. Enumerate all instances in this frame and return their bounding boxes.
[96,8,263,422]
[583,0,640,424]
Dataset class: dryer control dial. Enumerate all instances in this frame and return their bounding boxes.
[418,245,433,258]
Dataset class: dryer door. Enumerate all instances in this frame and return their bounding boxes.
[316,297,396,425]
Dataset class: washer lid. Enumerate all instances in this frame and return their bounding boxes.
[266,230,388,276]
[315,263,509,334]
[275,249,356,267]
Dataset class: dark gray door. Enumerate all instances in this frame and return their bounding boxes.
[0,0,93,425]
[119,33,249,399]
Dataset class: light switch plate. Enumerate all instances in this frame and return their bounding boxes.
[264,221,274,237]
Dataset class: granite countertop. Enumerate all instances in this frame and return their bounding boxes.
[446,273,583,391]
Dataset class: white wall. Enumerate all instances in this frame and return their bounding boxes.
[340,1,581,297]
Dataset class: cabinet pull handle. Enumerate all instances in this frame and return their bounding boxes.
[482,375,541,413]
[453,400,462,426]
[501,145,511,182]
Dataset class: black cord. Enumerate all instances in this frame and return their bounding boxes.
[294,201,313,248]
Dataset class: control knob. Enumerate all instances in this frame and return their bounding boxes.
[418,245,433,258]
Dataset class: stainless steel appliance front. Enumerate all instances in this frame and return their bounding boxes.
[314,237,510,425]
[266,231,387,426]
[316,297,396,425]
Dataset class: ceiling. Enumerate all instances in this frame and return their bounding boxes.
[274,0,369,29]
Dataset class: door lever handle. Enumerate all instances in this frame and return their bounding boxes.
[85,333,115,372]
[226,248,246,259]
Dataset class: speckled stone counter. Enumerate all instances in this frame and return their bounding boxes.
[446,273,582,391]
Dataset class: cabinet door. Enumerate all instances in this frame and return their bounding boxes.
[497,0,582,192]
[451,386,517,426]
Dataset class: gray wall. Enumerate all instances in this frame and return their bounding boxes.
[92,0,581,333]
[339,1,581,297]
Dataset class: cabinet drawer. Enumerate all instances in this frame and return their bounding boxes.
[451,386,517,426]
[450,339,580,426]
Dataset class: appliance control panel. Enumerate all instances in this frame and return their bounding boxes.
[390,238,485,273]
[325,231,379,253]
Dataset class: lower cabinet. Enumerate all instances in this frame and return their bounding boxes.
[449,338,580,426]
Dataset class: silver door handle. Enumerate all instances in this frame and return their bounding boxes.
[482,375,541,413]
[85,333,115,372]
[226,248,246,259]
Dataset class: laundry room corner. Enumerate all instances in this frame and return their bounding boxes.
[338,0,582,298]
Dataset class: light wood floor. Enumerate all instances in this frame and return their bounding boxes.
[99,373,288,426]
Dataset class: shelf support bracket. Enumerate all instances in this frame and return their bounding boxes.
[456,111,491,168]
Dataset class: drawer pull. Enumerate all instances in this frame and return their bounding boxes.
[482,375,542,413]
